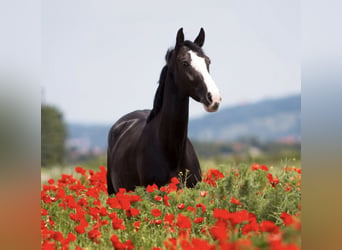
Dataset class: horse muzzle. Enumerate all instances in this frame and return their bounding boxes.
[203,92,221,112]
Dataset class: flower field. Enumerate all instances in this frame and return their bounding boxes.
[41,162,301,249]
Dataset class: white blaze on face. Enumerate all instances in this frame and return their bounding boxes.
[188,50,221,112]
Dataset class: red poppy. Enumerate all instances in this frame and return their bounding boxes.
[280,212,293,226]
[126,207,140,217]
[267,173,279,187]
[251,163,260,171]
[229,210,249,226]
[75,166,86,176]
[191,238,216,250]
[200,191,207,197]
[110,234,124,249]
[260,220,279,234]
[213,208,230,220]
[51,231,64,242]
[154,195,163,202]
[261,165,269,171]
[112,216,126,230]
[151,219,162,225]
[48,178,55,185]
[203,169,224,187]
[230,197,241,205]
[151,208,162,217]
[163,195,170,207]
[88,228,101,243]
[242,220,259,235]
[67,232,76,242]
[176,213,192,229]
[41,208,48,216]
[133,221,141,230]
[177,203,185,209]
[75,225,85,234]
[171,177,180,184]
[164,213,174,225]
[146,183,158,193]
[167,183,178,193]
[196,203,206,214]
[194,217,204,223]
[186,206,196,214]
[209,221,227,241]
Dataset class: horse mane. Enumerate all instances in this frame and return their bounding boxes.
[146,43,202,123]
[147,64,168,123]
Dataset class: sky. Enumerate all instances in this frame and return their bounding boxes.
[42,0,300,125]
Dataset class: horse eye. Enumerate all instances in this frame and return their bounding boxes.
[183,61,189,67]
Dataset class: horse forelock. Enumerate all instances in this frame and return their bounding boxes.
[183,40,204,55]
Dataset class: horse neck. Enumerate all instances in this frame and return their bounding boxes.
[157,73,189,163]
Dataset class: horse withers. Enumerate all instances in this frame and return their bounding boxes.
[107,28,221,194]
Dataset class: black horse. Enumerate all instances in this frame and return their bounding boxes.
[107,28,221,194]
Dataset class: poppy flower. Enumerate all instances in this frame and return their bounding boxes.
[51,231,64,242]
[230,197,241,205]
[75,166,86,176]
[67,232,76,242]
[213,208,230,220]
[194,217,204,223]
[111,234,124,249]
[126,207,140,217]
[177,203,185,209]
[171,177,180,185]
[186,206,196,214]
[242,221,259,235]
[163,195,170,207]
[267,173,279,188]
[151,208,162,217]
[280,212,293,226]
[133,221,141,230]
[251,163,260,171]
[48,178,55,185]
[176,213,192,229]
[164,213,174,225]
[154,195,163,202]
[112,216,126,230]
[200,191,207,197]
[209,221,227,241]
[41,208,48,216]
[146,184,158,193]
[88,228,101,243]
[196,203,206,214]
[150,219,162,225]
[260,220,279,234]
[75,225,85,234]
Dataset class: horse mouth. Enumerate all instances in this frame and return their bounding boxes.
[203,102,220,112]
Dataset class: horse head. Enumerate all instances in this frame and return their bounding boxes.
[166,28,221,112]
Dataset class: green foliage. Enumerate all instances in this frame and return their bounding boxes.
[41,104,67,167]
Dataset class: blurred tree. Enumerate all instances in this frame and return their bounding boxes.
[41,104,67,167]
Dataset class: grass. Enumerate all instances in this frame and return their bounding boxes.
[41,159,301,249]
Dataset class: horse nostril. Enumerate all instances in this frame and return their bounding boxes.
[207,92,213,103]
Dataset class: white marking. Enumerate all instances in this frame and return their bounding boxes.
[188,50,221,111]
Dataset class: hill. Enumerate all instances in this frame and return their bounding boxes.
[188,94,300,142]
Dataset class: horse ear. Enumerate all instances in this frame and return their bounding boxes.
[175,28,184,50]
[194,27,205,47]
